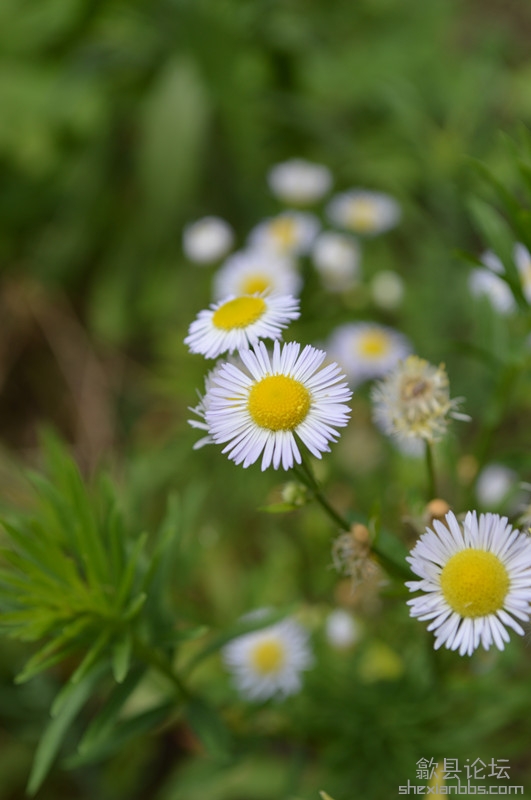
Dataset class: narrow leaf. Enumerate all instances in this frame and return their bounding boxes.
[27,661,106,795]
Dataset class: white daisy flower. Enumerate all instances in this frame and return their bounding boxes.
[248,211,320,257]
[406,510,531,656]
[267,159,333,205]
[326,190,400,236]
[371,355,468,444]
[182,216,234,264]
[214,249,302,300]
[327,322,412,386]
[222,615,313,701]
[514,242,531,303]
[370,270,405,310]
[476,464,518,509]
[184,293,300,359]
[188,366,222,449]
[204,340,352,471]
[312,231,361,292]
[469,267,515,315]
[325,609,360,650]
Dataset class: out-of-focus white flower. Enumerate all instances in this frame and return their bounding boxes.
[406,510,531,656]
[184,293,299,359]
[222,614,313,701]
[249,211,320,257]
[476,464,518,509]
[468,268,516,315]
[371,270,405,310]
[204,340,352,471]
[312,231,361,292]
[514,242,531,302]
[372,355,467,444]
[183,216,234,264]
[327,190,400,236]
[213,249,302,300]
[268,159,332,205]
[325,609,360,649]
[327,322,412,386]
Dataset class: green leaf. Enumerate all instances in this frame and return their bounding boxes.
[27,661,107,795]
[77,666,147,758]
[64,702,175,769]
[70,628,112,686]
[115,533,148,610]
[184,697,232,760]
[111,633,132,684]
[15,617,91,684]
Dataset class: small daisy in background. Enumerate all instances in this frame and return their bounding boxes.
[406,510,531,656]
[468,265,515,315]
[214,249,302,300]
[187,364,225,450]
[371,355,467,445]
[267,158,333,205]
[327,190,400,236]
[475,463,518,510]
[204,339,352,470]
[327,322,411,387]
[249,211,320,257]
[325,609,361,650]
[182,216,234,264]
[222,614,313,701]
[370,270,405,310]
[312,231,361,292]
[184,293,299,359]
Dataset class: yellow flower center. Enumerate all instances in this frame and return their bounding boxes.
[250,638,285,675]
[247,374,311,431]
[347,199,379,233]
[240,275,272,295]
[269,217,298,250]
[357,330,390,358]
[212,296,266,330]
[440,549,509,617]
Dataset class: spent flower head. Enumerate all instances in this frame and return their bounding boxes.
[371,355,467,444]
[406,510,531,655]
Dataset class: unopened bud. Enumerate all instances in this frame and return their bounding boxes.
[426,498,451,526]
[281,481,308,507]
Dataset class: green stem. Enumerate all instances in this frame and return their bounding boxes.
[133,637,189,698]
[474,363,519,470]
[293,458,350,532]
[291,454,411,579]
[425,440,437,500]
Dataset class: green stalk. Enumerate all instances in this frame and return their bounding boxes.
[133,637,189,698]
[424,440,437,500]
[291,453,412,580]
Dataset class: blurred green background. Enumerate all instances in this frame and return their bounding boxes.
[3,0,531,798]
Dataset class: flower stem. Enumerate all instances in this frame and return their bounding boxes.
[293,457,350,532]
[425,440,437,500]
[133,637,189,698]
